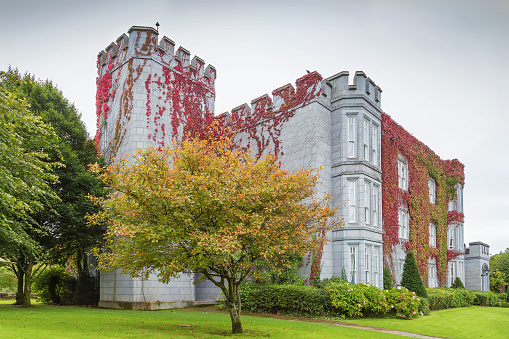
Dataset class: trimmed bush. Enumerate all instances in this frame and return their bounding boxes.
[314,276,349,289]
[472,291,498,306]
[418,297,430,316]
[383,267,393,290]
[33,266,76,305]
[401,251,428,299]
[427,288,474,310]
[451,277,465,289]
[239,283,331,317]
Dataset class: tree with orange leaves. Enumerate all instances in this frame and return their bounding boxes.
[89,126,337,334]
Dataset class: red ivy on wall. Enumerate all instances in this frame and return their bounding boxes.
[381,113,465,286]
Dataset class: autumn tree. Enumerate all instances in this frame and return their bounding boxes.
[90,129,337,334]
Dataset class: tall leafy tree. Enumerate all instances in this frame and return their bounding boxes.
[90,127,337,334]
[490,248,509,292]
[0,70,60,305]
[1,69,106,306]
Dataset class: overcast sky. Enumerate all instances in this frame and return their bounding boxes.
[1,0,508,254]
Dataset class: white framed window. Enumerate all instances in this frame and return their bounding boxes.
[429,222,436,248]
[372,185,379,227]
[373,247,379,287]
[363,119,369,161]
[449,228,454,249]
[429,178,436,204]
[398,209,409,240]
[372,124,378,166]
[449,261,456,286]
[364,182,370,225]
[348,180,357,223]
[350,245,357,284]
[399,259,405,283]
[428,264,437,288]
[398,159,408,191]
[365,246,371,284]
[348,116,356,158]
[457,185,463,213]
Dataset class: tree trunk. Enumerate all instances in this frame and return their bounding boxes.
[22,256,33,306]
[227,282,243,334]
[14,268,24,305]
[228,302,243,334]
[13,256,33,306]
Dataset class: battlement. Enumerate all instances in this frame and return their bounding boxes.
[96,26,216,84]
[230,71,323,117]
[326,71,382,107]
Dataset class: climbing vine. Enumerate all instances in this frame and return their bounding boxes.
[381,113,464,286]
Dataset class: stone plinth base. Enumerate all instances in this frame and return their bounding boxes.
[98,300,216,311]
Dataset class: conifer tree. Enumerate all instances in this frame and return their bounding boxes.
[401,251,428,298]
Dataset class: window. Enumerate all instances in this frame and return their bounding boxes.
[350,246,357,284]
[348,116,356,158]
[449,261,456,286]
[399,209,409,239]
[363,119,369,161]
[398,159,408,190]
[372,125,378,166]
[428,264,437,288]
[373,248,379,287]
[399,260,405,283]
[365,247,371,284]
[364,182,370,224]
[449,229,454,249]
[429,178,436,204]
[457,185,463,213]
[348,180,357,222]
[372,185,378,227]
[429,223,436,248]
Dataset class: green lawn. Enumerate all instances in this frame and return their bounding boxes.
[0,300,397,338]
[343,306,509,338]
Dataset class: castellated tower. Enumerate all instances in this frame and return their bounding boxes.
[96,26,216,164]
[95,26,218,309]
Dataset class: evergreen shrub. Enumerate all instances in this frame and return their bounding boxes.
[427,288,474,310]
[498,292,507,302]
[418,297,430,316]
[400,251,428,298]
[239,283,331,317]
[383,267,393,290]
[472,291,498,306]
[313,276,348,289]
[33,266,76,305]
[73,274,99,306]
[451,277,465,289]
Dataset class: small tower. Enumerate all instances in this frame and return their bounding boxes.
[465,242,490,291]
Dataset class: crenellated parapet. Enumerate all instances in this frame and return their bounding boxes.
[96,26,216,87]
[327,71,382,108]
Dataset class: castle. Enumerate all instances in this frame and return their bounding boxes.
[95,26,489,310]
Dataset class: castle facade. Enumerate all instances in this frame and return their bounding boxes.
[95,26,486,310]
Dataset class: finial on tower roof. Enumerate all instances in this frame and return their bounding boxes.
[156,22,160,32]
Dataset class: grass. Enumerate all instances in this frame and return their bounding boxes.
[0,300,398,338]
[342,306,509,338]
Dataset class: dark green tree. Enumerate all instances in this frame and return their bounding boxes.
[0,69,61,306]
[2,68,106,306]
[400,251,428,298]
